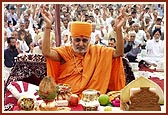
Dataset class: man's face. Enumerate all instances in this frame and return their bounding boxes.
[133,24,139,31]
[153,31,161,42]
[20,23,25,30]
[10,38,16,45]
[95,9,99,15]
[108,40,115,47]
[132,13,136,18]
[145,17,150,23]
[24,21,29,28]
[156,20,162,25]
[129,34,136,41]
[11,31,19,39]
[112,25,116,31]
[128,15,132,22]
[63,20,68,28]
[89,16,94,22]
[71,36,90,55]
[9,38,17,49]
[10,9,15,14]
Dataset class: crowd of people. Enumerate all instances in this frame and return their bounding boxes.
[3,3,165,89]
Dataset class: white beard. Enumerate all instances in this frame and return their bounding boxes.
[72,44,88,55]
[153,36,161,42]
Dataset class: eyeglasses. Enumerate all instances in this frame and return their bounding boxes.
[130,36,135,37]
[73,38,89,43]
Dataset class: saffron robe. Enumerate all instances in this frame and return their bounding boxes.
[46,44,125,96]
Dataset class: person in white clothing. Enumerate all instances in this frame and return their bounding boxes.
[4,30,8,49]
[145,28,164,66]
[11,30,29,53]
[151,18,164,40]
[124,31,142,62]
[7,5,18,26]
[61,21,71,46]
[132,23,147,49]
[90,23,102,45]
[33,39,43,54]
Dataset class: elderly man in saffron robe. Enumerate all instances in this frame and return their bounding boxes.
[41,7,126,97]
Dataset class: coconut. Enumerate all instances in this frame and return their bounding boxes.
[38,76,57,102]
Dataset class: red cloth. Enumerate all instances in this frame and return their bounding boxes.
[4,81,40,111]
[5,81,84,111]
[4,90,18,111]
[69,104,84,111]
[148,77,164,92]
[139,68,156,72]
[139,67,164,92]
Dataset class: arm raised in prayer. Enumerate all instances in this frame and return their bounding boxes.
[41,7,61,62]
[112,7,126,58]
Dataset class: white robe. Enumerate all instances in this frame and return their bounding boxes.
[144,38,164,65]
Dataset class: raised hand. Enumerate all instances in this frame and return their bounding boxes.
[115,7,127,30]
[16,41,20,49]
[112,7,126,58]
[16,4,21,8]
[32,4,37,9]
[40,6,53,27]
[20,32,25,41]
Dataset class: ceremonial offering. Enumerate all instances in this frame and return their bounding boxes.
[111,98,120,107]
[120,76,164,111]
[128,87,161,111]
[55,84,72,106]
[107,91,120,102]
[98,94,109,106]
[104,106,112,111]
[80,89,100,111]
[17,97,34,111]
[38,76,58,111]
[107,91,121,107]
[82,89,99,102]
[69,94,79,106]
[55,84,72,100]
[38,76,57,102]
[55,100,69,107]
[38,101,58,111]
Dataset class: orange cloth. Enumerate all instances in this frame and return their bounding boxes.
[46,44,125,96]
[70,21,92,38]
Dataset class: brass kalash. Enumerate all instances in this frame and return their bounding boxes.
[80,89,100,111]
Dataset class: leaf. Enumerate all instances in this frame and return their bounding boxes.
[39,91,56,101]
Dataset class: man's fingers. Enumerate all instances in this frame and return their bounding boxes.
[119,7,126,18]
[43,5,47,11]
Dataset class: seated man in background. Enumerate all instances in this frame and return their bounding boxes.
[108,38,116,48]
[4,37,21,81]
[144,28,164,67]
[4,37,19,68]
[124,31,141,62]
[33,39,43,55]
[41,7,126,97]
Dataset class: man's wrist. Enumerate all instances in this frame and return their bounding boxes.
[46,26,51,29]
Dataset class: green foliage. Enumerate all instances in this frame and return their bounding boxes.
[36,90,57,101]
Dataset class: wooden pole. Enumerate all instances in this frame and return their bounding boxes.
[54,4,61,47]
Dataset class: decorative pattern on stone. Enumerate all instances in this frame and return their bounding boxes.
[128,87,161,111]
